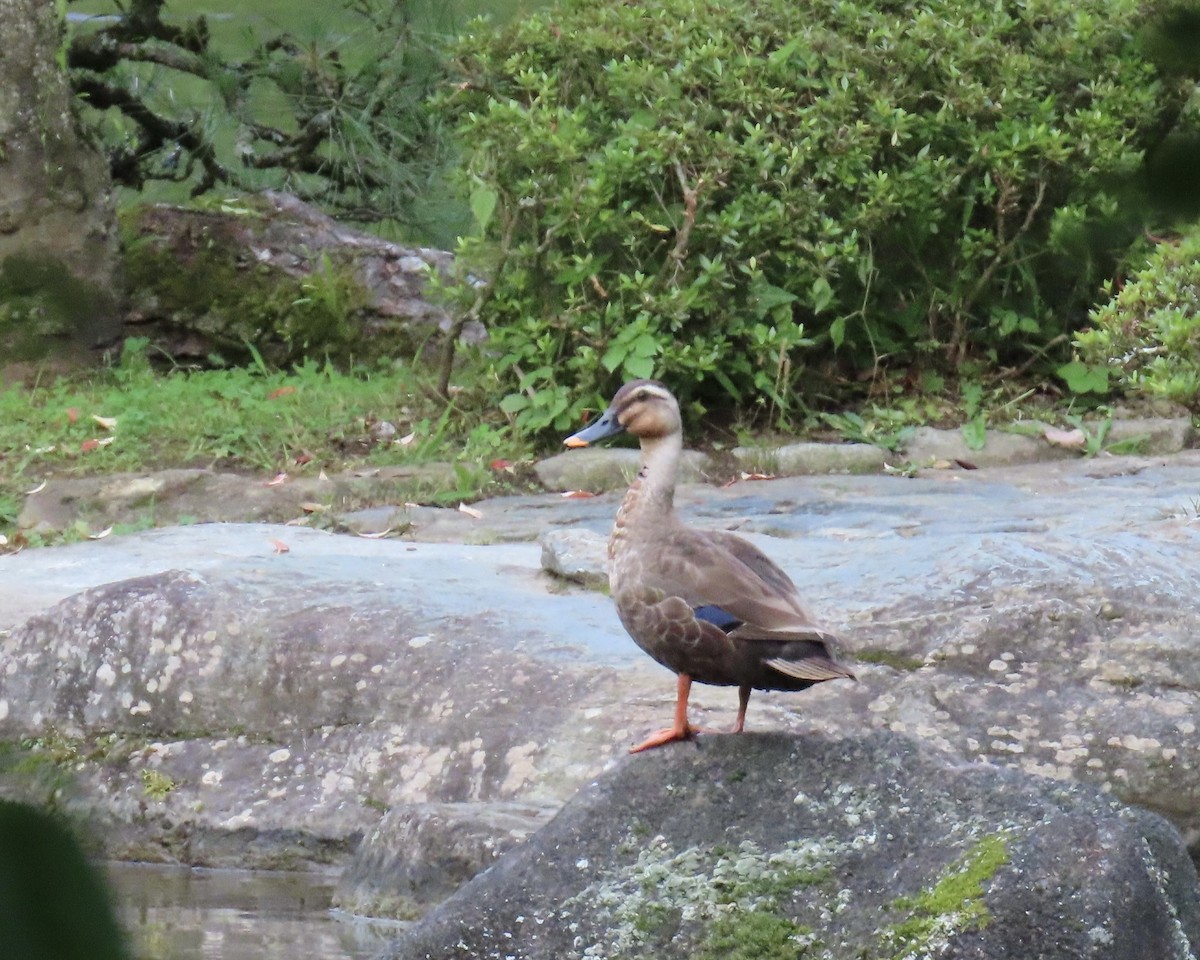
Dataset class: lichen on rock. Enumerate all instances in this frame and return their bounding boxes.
[564,835,836,958]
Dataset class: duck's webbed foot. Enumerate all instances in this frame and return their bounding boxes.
[629,673,715,753]
[629,724,696,753]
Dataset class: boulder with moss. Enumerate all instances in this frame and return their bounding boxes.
[383,733,1200,960]
[121,191,473,367]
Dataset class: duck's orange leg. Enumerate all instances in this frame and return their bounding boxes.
[630,673,698,753]
[731,683,752,734]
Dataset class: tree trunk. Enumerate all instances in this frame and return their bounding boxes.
[0,0,121,361]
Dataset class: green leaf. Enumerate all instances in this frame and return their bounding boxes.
[711,367,743,402]
[469,187,498,233]
[0,801,129,960]
[829,315,847,349]
[961,382,984,417]
[962,415,987,451]
[626,110,657,130]
[600,344,626,372]
[810,277,834,315]
[624,354,656,379]
[499,393,530,414]
[631,333,660,358]
[1056,361,1110,395]
[750,280,798,318]
[768,37,803,66]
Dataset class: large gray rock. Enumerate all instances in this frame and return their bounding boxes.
[0,529,651,869]
[123,192,476,366]
[1105,417,1195,455]
[902,425,1075,467]
[385,733,1200,960]
[528,453,1200,857]
[4,452,1200,900]
[535,448,714,492]
[732,441,887,476]
[15,466,462,537]
[540,529,608,588]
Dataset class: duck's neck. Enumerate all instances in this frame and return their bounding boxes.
[612,432,681,544]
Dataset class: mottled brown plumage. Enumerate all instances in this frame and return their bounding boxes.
[564,379,855,752]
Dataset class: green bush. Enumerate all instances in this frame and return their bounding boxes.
[445,0,1181,431]
[1075,230,1200,407]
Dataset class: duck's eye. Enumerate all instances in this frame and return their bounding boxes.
[635,390,648,402]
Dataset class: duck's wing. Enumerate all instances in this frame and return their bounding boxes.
[761,654,855,681]
[649,527,835,642]
[704,529,799,598]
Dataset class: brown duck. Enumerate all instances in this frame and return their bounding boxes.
[565,379,855,753]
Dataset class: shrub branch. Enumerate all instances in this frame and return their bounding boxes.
[667,161,700,283]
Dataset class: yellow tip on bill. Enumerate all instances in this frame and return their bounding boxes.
[563,437,590,448]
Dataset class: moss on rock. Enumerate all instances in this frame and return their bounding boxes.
[853,649,927,672]
[0,253,114,361]
[882,831,1011,958]
[697,909,818,960]
[120,204,371,366]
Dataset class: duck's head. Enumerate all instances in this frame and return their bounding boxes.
[564,380,681,447]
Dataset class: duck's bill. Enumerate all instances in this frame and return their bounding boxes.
[563,407,624,447]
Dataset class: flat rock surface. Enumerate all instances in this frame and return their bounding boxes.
[733,439,887,475]
[534,447,714,492]
[2,450,1200,889]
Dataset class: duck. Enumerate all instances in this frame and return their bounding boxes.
[564,379,855,753]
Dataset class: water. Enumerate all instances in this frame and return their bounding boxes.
[107,863,402,960]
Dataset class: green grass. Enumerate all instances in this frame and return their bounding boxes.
[0,347,533,548]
